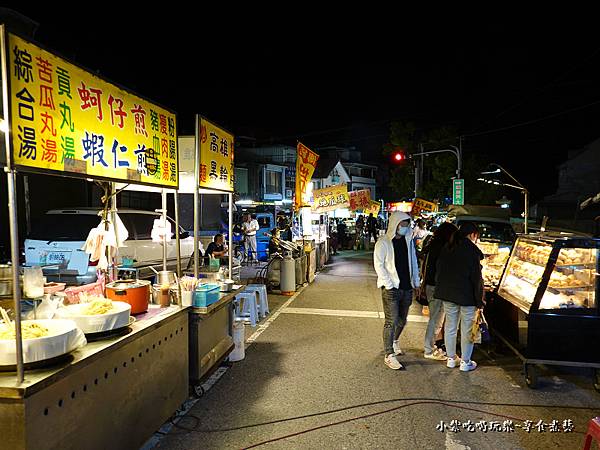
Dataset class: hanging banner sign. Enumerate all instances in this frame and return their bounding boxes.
[411,197,438,216]
[348,189,372,211]
[363,200,381,216]
[295,142,319,210]
[197,117,234,192]
[311,183,350,213]
[6,31,178,188]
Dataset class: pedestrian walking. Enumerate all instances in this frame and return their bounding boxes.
[367,213,379,244]
[355,215,365,250]
[373,212,420,370]
[242,213,260,262]
[434,222,484,372]
[413,218,430,251]
[420,222,457,361]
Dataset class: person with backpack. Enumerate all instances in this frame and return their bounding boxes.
[434,222,484,372]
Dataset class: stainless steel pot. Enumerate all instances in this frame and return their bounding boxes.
[148,267,176,285]
[219,279,235,292]
[0,264,12,280]
[0,281,12,296]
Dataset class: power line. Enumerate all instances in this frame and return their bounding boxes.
[467,45,600,135]
[462,98,600,138]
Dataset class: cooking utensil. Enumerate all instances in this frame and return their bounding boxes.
[148,266,176,285]
[219,279,235,292]
[0,264,12,280]
[0,281,12,297]
[105,279,150,314]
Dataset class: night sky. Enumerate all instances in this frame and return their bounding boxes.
[4,7,600,202]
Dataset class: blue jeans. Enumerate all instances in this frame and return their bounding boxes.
[443,302,477,362]
[424,285,445,355]
[381,288,412,355]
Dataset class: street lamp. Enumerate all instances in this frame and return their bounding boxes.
[411,144,462,178]
[478,163,529,234]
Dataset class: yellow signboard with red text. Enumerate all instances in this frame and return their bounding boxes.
[295,142,319,210]
[198,117,234,192]
[312,184,350,213]
[7,32,178,188]
[411,198,438,216]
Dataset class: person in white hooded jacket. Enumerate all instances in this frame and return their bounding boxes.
[373,212,420,370]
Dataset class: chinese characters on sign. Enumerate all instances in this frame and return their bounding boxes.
[8,32,178,188]
[453,179,465,205]
[348,189,373,212]
[311,184,350,213]
[411,198,438,217]
[295,142,319,210]
[436,419,574,433]
[198,117,234,192]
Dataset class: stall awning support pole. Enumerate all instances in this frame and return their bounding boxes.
[6,168,24,384]
[162,188,167,272]
[228,192,233,279]
[110,182,119,282]
[193,114,200,278]
[174,191,182,277]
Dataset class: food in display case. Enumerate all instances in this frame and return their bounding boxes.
[498,236,598,312]
[478,242,511,288]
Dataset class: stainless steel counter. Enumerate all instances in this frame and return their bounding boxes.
[0,305,190,450]
[189,287,244,383]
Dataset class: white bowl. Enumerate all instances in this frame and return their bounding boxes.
[0,319,83,365]
[55,301,131,334]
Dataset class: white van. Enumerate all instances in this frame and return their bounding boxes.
[25,208,195,285]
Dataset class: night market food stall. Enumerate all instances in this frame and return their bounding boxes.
[0,27,189,449]
[488,232,600,390]
[186,115,244,389]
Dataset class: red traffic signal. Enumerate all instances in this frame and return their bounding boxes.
[392,151,405,163]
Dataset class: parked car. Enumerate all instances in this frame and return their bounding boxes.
[24,208,194,285]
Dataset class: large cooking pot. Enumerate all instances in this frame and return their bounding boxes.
[105,279,150,314]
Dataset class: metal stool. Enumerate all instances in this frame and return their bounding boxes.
[234,291,259,327]
[245,284,269,318]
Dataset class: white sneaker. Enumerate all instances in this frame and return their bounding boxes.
[460,360,478,372]
[424,349,447,361]
[384,354,404,370]
[393,340,403,356]
[446,356,461,368]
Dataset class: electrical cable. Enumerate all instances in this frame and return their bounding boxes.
[162,395,598,435]
[241,399,589,449]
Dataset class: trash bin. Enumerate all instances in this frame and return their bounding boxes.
[229,318,245,362]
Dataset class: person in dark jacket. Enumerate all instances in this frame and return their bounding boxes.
[434,222,484,372]
[420,222,458,360]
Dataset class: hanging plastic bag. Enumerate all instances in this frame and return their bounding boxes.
[151,218,172,243]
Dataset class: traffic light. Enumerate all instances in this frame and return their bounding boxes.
[392,151,406,163]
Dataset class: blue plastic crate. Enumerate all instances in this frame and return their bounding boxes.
[193,283,221,307]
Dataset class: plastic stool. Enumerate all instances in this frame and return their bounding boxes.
[235,292,259,327]
[584,417,600,450]
[245,284,269,318]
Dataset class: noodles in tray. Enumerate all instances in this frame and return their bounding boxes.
[0,322,49,340]
[82,298,115,315]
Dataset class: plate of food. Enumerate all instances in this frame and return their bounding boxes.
[54,297,131,334]
[0,318,85,365]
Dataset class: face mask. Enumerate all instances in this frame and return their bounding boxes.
[396,226,410,236]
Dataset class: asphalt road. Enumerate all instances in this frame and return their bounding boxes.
[154,250,600,450]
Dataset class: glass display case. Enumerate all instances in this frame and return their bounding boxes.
[478,241,512,290]
[492,233,600,369]
[498,235,598,313]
